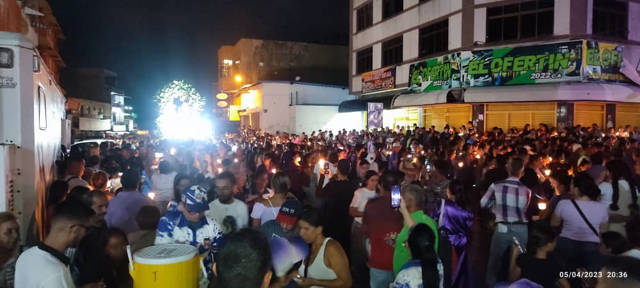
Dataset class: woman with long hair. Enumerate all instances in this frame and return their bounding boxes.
[390,223,443,288]
[296,207,352,287]
[605,159,639,237]
[251,173,292,229]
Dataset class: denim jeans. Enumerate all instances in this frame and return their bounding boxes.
[554,237,603,272]
[485,223,528,288]
[370,268,394,288]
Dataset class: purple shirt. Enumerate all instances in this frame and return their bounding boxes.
[554,199,608,243]
[106,190,153,233]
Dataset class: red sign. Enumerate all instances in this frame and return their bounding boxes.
[362,66,396,93]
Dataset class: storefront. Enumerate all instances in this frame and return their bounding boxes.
[394,40,640,132]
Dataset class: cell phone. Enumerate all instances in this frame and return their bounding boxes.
[324,162,330,174]
[391,185,401,209]
[512,236,526,254]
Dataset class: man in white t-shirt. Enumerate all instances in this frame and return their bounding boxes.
[207,172,249,234]
[15,200,95,288]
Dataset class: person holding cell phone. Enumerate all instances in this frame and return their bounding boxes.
[394,184,439,277]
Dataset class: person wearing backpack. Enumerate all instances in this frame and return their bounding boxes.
[551,172,609,272]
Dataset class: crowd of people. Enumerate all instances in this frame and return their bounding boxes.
[1,122,640,288]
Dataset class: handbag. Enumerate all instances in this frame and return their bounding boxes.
[570,199,599,237]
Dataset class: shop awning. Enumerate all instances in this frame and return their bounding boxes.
[338,95,395,112]
[464,83,640,103]
[391,89,462,108]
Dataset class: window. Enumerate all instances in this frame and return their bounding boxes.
[419,19,449,58]
[38,87,47,130]
[357,2,373,32]
[382,36,403,66]
[486,0,554,43]
[593,0,628,39]
[356,47,373,74]
[0,48,13,68]
[220,59,233,78]
[383,0,403,19]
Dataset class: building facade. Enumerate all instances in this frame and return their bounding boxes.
[217,39,356,133]
[62,68,136,139]
[229,81,357,134]
[348,0,640,131]
[217,38,349,92]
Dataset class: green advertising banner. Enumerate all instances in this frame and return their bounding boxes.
[465,41,583,87]
[408,53,463,92]
[408,40,629,92]
[583,40,628,82]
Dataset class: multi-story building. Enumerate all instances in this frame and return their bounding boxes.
[216,39,356,133]
[347,0,640,131]
[63,68,135,139]
[218,38,349,92]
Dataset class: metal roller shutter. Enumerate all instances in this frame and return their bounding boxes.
[422,104,472,130]
[485,102,556,130]
[616,103,640,129]
[574,102,605,128]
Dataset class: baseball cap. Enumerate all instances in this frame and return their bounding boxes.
[181,185,209,213]
[276,199,302,226]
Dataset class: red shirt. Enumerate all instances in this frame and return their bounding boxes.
[362,194,403,270]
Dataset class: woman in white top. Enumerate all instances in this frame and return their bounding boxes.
[251,173,290,228]
[296,208,351,288]
[151,160,177,206]
[349,171,379,287]
[606,160,639,237]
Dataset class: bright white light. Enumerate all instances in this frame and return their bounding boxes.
[157,103,213,140]
[170,147,176,155]
[147,192,156,200]
[155,152,164,159]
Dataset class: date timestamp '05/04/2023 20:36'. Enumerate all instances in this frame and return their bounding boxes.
[559,271,628,279]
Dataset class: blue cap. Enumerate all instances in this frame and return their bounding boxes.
[181,185,209,213]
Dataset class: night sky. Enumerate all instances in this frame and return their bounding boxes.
[49,0,349,129]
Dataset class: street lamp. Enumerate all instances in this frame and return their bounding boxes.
[234,74,243,83]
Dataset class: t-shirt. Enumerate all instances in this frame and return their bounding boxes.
[251,202,280,225]
[516,254,564,288]
[362,196,403,271]
[599,181,613,205]
[15,246,75,288]
[105,190,153,234]
[393,210,439,275]
[554,199,609,243]
[151,172,177,202]
[207,199,249,233]
[350,187,377,224]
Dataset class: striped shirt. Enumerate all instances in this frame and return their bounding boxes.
[481,177,531,223]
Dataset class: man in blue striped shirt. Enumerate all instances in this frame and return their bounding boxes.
[481,157,531,287]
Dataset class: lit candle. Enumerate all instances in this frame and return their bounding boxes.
[537,201,547,210]
[458,162,464,168]
[147,192,156,200]
[475,154,481,159]
[544,169,551,176]
[271,168,277,174]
